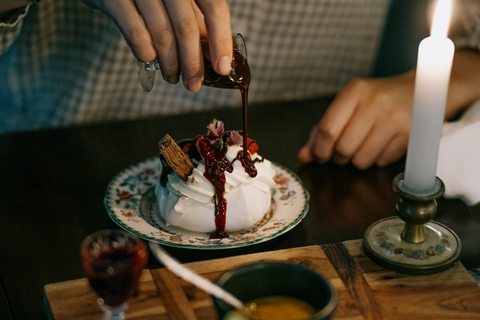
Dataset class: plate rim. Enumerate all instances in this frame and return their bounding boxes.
[104,157,310,250]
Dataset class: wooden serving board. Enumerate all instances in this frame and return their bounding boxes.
[44,240,480,320]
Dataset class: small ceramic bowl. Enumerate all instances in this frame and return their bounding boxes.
[213,262,338,320]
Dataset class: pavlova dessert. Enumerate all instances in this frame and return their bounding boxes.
[155,120,276,239]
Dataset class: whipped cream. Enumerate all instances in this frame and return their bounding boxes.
[155,145,276,233]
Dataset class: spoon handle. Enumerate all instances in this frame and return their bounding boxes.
[149,242,247,313]
[137,60,160,92]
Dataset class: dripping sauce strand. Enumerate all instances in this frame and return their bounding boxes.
[202,36,261,170]
[239,84,262,174]
[204,38,262,238]
[196,136,232,239]
[173,38,263,239]
[230,41,262,170]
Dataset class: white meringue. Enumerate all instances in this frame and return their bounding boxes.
[156,145,276,233]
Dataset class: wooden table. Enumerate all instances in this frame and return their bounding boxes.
[1,97,480,319]
[44,240,480,320]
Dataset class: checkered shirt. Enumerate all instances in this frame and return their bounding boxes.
[0,0,477,134]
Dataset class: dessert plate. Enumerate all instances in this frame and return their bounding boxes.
[104,157,309,249]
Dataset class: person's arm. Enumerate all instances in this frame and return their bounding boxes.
[298,49,480,169]
[82,0,233,92]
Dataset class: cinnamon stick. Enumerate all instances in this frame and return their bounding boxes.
[158,134,194,181]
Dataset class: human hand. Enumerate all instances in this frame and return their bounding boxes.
[82,0,233,92]
[298,72,416,169]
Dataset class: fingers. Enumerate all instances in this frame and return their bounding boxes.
[135,1,180,84]
[331,102,376,165]
[333,89,390,166]
[376,134,409,167]
[351,106,410,169]
[298,125,319,163]
[307,80,367,163]
[350,122,397,169]
[351,127,394,169]
[104,0,157,63]
[192,0,208,37]
[109,0,203,90]
[163,0,204,92]
[159,0,231,89]
[196,0,232,75]
[97,0,232,92]
[298,77,413,169]
[298,146,314,163]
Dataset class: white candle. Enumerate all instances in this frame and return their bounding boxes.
[403,0,454,195]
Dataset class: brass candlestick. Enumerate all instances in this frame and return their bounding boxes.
[363,173,461,274]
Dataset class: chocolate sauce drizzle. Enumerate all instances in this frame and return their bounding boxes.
[160,38,263,239]
[196,135,233,239]
[203,38,265,238]
[201,37,261,169]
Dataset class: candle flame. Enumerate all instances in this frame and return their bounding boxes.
[431,0,452,37]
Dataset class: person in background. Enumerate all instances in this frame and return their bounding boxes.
[0,0,390,134]
[298,0,480,169]
[1,0,479,172]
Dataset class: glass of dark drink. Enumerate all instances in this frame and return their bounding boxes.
[80,229,148,320]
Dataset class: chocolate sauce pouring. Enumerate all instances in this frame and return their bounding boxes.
[140,35,256,169]
[158,35,262,239]
[202,34,259,169]
[201,35,264,239]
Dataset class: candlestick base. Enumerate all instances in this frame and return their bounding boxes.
[363,217,461,274]
[363,173,461,274]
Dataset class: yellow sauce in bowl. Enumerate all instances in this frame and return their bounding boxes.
[224,296,317,320]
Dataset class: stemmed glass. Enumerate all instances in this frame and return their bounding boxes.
[80,229,148,320]
[137,33,247,92]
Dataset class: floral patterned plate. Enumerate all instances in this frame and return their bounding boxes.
[104,157,309,249]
